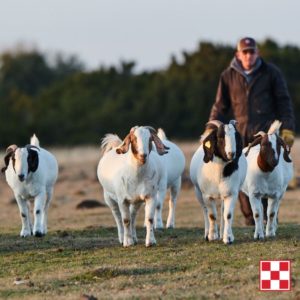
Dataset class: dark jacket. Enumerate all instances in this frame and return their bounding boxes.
[209,57,295,145]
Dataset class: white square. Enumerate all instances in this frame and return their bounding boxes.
[271,280,279,290]
[271,261,280,271]
[280,271,290,280]
[261,271,270,280]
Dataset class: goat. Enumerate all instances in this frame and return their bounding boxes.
[97,126,169,247]
[189,120,247,244]
[154,128,185,229]
[241,120,293,239]
[2,134,58,237]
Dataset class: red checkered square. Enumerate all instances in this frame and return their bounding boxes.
[270,271,280,280]
[280,280,289,289]
[260,260,291,291]
[261,280,270,289]
[280,262,289,271]
[261,261,271,271]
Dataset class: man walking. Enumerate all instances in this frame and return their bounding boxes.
[208,37,295,225]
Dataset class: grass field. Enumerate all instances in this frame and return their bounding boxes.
[0,140,299,299]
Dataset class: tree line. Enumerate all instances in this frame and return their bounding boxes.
[0,39,299,146]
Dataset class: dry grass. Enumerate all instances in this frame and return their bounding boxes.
[0,139,299,299]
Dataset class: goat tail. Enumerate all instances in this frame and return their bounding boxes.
[157,128,167,141]
[101,134,122,153]
[30,134,40,147]
[268,120,282,135]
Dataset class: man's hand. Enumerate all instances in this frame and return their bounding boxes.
[281,129,295,148]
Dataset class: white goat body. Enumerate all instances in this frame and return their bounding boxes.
[190,120,247,244]
[154,128,185,229]
[97,126,168,247]
[2,134,58,237]
[241,120,293,239]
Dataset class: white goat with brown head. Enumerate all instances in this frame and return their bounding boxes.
[241,120,293,239]
[97,126,169,247]
[1,134,58,237]
[190,120,247,244]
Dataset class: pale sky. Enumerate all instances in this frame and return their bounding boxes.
[0,0,299,72]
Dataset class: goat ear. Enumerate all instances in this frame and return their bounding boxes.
[151,133,169,155]
[116,133,131,154]
[203,133,215,163]
[223,160,239,177]
[277,136,292,163]
[27,149,39,172]
[1,145,17,173]
[235,131,243,158]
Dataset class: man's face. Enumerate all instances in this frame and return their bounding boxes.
[236,48,259,70]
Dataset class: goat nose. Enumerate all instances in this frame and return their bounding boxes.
[18,174,25,182]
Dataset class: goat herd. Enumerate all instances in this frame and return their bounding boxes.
[1,120,293,247]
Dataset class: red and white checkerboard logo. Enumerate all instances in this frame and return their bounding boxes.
[260,260,291,291]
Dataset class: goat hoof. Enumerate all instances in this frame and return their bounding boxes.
[155,225,164,230]
[223,235,234,244]
[146,242,156,247]
[208,234,219,241]
[266,230,276,238]
[123,239,134,247]
[205,235,209,241]
[34,231,44,237]
[266,234,276,239]
[224,239,233,245]
[20,231,32,238]
[155,228,164,232]
[254,234,264,240]
[166,224,174,229]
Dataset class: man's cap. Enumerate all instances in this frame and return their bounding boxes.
[237,37,257,51]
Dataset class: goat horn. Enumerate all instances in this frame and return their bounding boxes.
[229,120,238,126]
[206,120,223,128]
[6,144,18,153]
[130,126,138,134]
[245,136,263,156]
[144,126,157,134]
[254,131,266,138]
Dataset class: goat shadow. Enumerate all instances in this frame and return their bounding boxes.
[0,224,299,254]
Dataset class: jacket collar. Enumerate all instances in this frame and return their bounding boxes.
[230,57,263,82]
